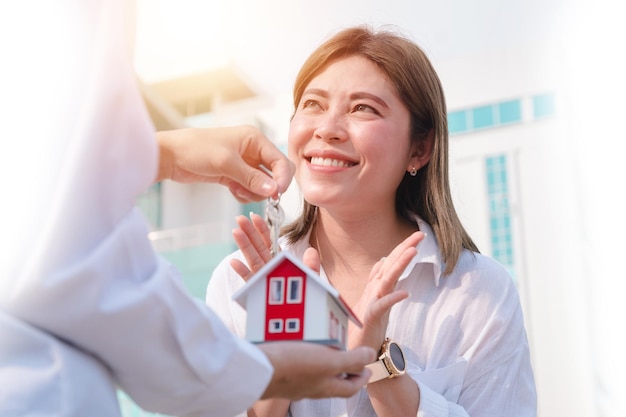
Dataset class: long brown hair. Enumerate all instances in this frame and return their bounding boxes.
[282,26,478,275]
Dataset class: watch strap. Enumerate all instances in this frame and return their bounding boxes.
[365,358,391,383]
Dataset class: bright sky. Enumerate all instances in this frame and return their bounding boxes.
[133,0,568,95]
[133,0,230,82]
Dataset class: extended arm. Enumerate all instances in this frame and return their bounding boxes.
[156,126,294,202]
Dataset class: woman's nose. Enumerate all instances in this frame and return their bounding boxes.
[313,111,347,142]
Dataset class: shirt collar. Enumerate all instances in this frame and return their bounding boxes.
[285,214,444,287]
[405,214,444,287]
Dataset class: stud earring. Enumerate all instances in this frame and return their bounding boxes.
[409,165,418,176]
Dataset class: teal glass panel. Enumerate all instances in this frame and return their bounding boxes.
[472,105,494,129]
[160,241,237,299]
[498,100,522,124]
[448,110,468,134]
[533,93,555,119]
[485,154,515,282]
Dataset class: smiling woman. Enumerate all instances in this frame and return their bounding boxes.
[206,25,536,417]
[289,55,414,213]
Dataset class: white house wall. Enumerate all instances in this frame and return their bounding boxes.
[326,296,348,348]
[244,282,267,343]
[302,283,329,340]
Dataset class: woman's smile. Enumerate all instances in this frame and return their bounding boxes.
[308,156,357,168]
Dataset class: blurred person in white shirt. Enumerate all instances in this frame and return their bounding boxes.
[0,2,376,417]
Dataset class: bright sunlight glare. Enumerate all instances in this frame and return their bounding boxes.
[133,0,230,83]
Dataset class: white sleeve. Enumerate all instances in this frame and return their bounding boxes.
[0,1,272,416]
[205,253,263,417]
[206,251,250,338]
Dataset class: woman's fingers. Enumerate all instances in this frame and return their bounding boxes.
[375,246,417,296]
[235,215,272,262]
[302,247,321,275]
[368,290,409,321]
[232,214,274,276]
[230,258,253,281]
[232,228,267,275]
[371,231,423,295]
[348,232,423,348]
[376,232,423,274]
[249,212,272,253]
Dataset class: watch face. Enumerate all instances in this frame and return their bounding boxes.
[389,342,406,372]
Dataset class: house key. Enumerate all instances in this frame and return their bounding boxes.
[265,194,284,257]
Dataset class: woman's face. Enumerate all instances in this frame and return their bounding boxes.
[288,55,415,214]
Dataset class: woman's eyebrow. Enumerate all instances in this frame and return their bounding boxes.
[302,89,389,109]
[350,92,389,109]
[302,88,328,98]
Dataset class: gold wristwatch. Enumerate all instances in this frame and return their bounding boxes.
[365,337,407,383]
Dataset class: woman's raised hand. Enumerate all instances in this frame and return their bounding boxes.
[229,213,274,281]
[348,231,425,351]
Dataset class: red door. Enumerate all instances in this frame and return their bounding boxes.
[264,260,306,341]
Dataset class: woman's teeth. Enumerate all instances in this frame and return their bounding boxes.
[309,157,355,167]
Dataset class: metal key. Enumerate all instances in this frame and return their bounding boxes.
[265,194,284,257]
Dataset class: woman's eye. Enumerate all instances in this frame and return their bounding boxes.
[302,100,319,109]
[354,103,378,114]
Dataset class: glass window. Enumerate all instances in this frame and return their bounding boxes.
[472,105,495,129]
[268,277,284,304]
[498,100,522,124]
[533,93,555,119]
[287,277,303,304]
[268,319,283,333]
[285,318,300,333]
[486,155,516,281]
[448,110,468,134]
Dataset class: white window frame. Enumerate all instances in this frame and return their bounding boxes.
[268,318,283,333]
[285,318,300,333]
[286,276,303,304]
[268,277,284,305]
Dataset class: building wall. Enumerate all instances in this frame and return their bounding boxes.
[448,103,593,417]
[440,38,594,416]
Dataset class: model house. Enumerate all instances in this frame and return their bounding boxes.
[232,251,361,350]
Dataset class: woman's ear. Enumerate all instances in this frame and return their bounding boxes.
[408,129,434,171]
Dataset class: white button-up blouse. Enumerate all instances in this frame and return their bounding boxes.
[206,218,536,417]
